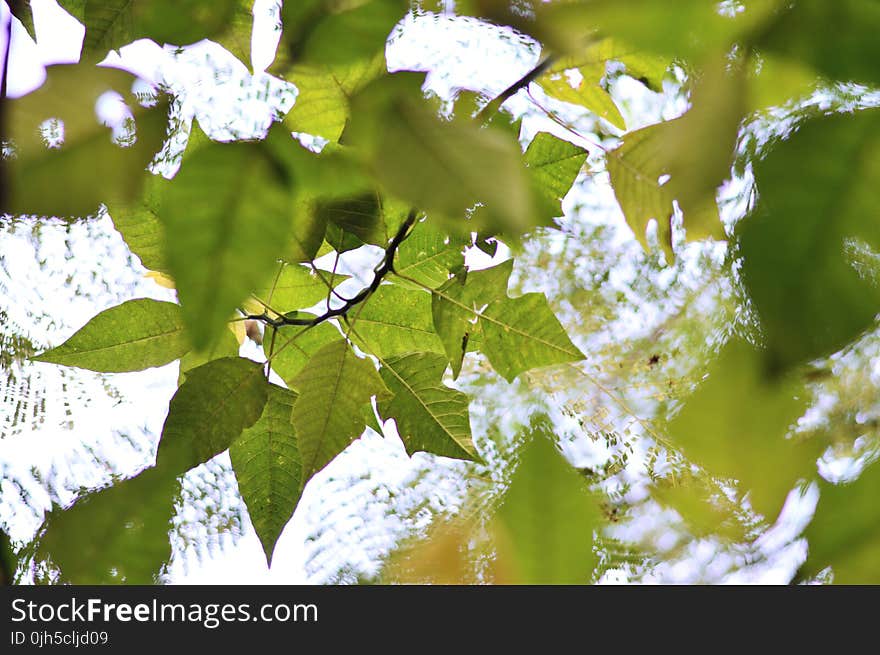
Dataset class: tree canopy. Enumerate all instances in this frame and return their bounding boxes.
[2,0,880,584]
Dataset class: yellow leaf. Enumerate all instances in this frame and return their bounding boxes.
[230,320,246,345]
[145,270,176,289]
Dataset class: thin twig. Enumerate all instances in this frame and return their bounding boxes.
[246,209,418,329]
[476,55,557,122]
[309,259,347,302]
[325,250,341,306]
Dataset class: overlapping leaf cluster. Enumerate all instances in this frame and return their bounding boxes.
[5,0,593,580]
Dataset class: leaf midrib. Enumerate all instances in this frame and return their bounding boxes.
[380,353,471,455]
[419,279,581,358]
[300,345,350,478]
[42,324,185,362]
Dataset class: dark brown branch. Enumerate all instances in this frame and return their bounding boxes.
[0,530,13,585]
[1,4,12,99]
[476,55,557,121]
[247,209,419,329]
[0,10,12,214]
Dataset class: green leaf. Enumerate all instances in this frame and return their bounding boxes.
[274,0,405,69]
[481,293,585,383]
[285,197,329,263]
[668,340,817,521]
[607,121,677,258]
[299,0,404,67]
[495,417,601,584]
[431,260,513,378]
[272,138,374,195]
[281,56,385,142]
[606,58,744,260]
[158,357,269,471]
[34,299,189,372]
[613,49,669,92]
[281,50,385,142]
[2,64,169,219]
[178,325,241,385]
[392,220,468,290]
[317,193,385,252]
[744,52,818,114]
[9,0,36,41]
[266,320,340,387]
[348,73,538,235]
[607,117,722,261]
[538,42,631,130]
[160,126,295,350]
[758,0,880,87]
[652,473,749,543]
[283,66,348,142]
[109,174,167,272]
[230,384,302,566]
[351,284,444,358]
[738,109,880,373]
[252,263,345,315]
[266,140,380,259]
[55,0,83,21]
[377,352,477,461]
[291,339,391,482]
[267,0,322,71]
[32,394,211,584]
[661,57,745,239]
[59,0,245,57]
[537,0,778,60]
[378,193,414,242]
[541,73,625,129]
[212,0,255,67]
[363,401,383,435]
[474,233,498,258]
[34,464,180,584]
[804,462,880,583]
[524,132,589,222]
